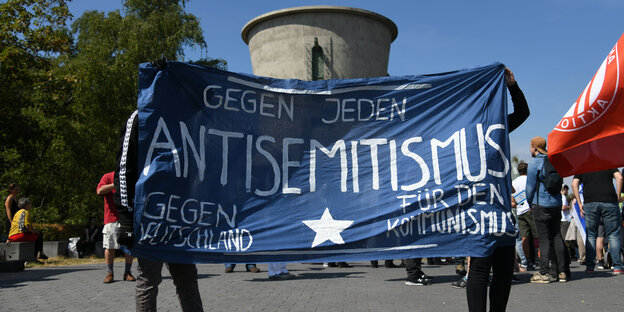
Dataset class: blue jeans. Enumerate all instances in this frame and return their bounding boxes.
[584,202,623,270]
[515,233,527,265]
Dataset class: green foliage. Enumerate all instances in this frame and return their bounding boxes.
[0,0,74,224]
[36,223,84,241]
[1,0,226,225]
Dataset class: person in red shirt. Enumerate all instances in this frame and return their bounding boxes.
[97,171,136,283]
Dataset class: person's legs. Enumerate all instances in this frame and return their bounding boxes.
[466,252,493,311]
[224,263,235,272]
[34,232,45,258]
[596,232,605,262]
[515,234,527,266]
[102,222,120,281]
[245,263,260,272]
[105,249,115,275]
[277,262,288,274]
[124,253,135,280]
[583,202,600,270]
[267,263,280,277]
[518,213,531,258]
[167,262,204,312]
[601,203,623,270]
[576,226,586,263]
[489,245,515,311]
[532,205,552,275]
[549,212,569,276]
[405,258,429,285]
[405,258,422,278]
[136,258,163,312]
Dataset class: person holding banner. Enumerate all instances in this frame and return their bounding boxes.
[465,67,530,311]
[113,108,204,312]
[572,169,623,275]
[526,137,570,283]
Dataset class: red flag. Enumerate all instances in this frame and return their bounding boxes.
[548,33,624,177]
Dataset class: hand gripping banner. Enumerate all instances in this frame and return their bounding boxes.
[130,62,516,264]
[549,33,624,176]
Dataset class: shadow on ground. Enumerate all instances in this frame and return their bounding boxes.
[0,266,100,288]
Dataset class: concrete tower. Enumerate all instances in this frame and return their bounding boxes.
[241,6,397,80]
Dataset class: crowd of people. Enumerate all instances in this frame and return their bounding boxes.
[3,65,624,312]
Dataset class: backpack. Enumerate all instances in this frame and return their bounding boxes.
[539,157,563,195]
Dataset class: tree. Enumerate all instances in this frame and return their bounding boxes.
[1,0,226,225]
[0,0,73,225]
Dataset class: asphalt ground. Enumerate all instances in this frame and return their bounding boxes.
[1,259,623,312]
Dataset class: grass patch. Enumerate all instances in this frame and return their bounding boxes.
[25,256,129,268]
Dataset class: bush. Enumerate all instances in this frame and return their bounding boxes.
[36,223,85,241]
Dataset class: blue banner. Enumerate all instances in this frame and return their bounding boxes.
[131,62,516,264]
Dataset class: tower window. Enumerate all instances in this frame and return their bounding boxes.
[312,38,324,80]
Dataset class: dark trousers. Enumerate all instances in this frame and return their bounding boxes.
[467,245,515,312]
[532,205,569,275]
[136,258,203,312]
[405,258,423,278]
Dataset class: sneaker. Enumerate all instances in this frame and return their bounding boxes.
[123,272,136,281]
[405,276,430,286]
[247,266,261,273]
[596,260,605,270]
[327,262,338,267]
[613,269,624,275]
[451,276,467,288]
[337,262,351,268]
[419,271,433,281]
[530,272,551,284]
[278,272,296,280]
[558,272,567,283]
[103,273,114,284]
[224,266,234,273]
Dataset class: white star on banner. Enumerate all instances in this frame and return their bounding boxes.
[302,208,354,248]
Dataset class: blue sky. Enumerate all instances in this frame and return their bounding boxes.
[68,0,624,172]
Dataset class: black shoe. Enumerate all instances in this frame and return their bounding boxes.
[419,271,433,281]
[337,262,351,268]
[38,254,49,260]
[371,261,379,268]
[327,262,338,267]
[405,276,430,286]
[451,276,467,288]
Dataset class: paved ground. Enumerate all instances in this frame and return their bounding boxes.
[1,260,623,312]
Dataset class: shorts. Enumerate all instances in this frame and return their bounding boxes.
[518,212,538,238]
[102,222,121,250]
